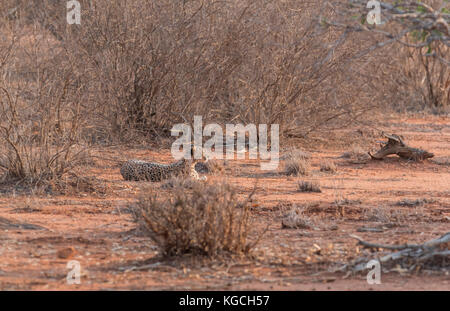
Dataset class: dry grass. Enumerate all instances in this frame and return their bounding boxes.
[340,146,370,163]
[194,159,226,175]
[320,160,337,174]
[297,180,321,193]
[48,173,107,196]
[334,197,362,206]
[363,206,407,224]
[134,178,260,257]
[340,146,366,159]
[161,176,199,190]
[282,148,311,161]
[283,149,311,176]
[281,205,315,229]
[284,158,310,176]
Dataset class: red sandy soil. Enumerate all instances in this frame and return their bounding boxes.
[0,114,449,290]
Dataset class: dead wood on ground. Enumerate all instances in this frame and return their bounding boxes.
[368,133,434,161]
[339,232,449,273]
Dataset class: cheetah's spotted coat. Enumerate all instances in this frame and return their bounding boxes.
[120,158,206,182]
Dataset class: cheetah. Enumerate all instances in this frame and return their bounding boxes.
[120,149,207,182]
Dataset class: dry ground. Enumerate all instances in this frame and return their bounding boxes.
[0,114,449,290]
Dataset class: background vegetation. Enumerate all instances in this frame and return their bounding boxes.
[0,0,448,186]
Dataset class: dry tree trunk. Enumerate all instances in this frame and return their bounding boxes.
[368,133,434,161]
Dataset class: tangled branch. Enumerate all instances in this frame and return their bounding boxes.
[324,0,449,65]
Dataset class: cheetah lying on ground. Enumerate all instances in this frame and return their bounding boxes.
[120,158,207,182]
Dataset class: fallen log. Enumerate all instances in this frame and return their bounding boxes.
[339,232,450,273]
[368,133,434,161]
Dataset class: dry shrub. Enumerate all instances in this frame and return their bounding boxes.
[326,0,449,111]
[282,148,311,161]
[386,33,449,111]
[281,205,315,229]
[285,158,310,176]
[2,0,388,143]
[283,149,311,176]
[0,6,90,188]
[0,82,89,187]
[297,180,321,193]
[320,160,337,173]
[0,0,446,151]
[135,179,259,257]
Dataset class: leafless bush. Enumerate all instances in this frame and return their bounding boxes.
[3,0,389,143]
[134,179,260,257]
[297,180,322,193]
[1,0,446,153]
[0,18,90,188]
[326,0,449,110]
